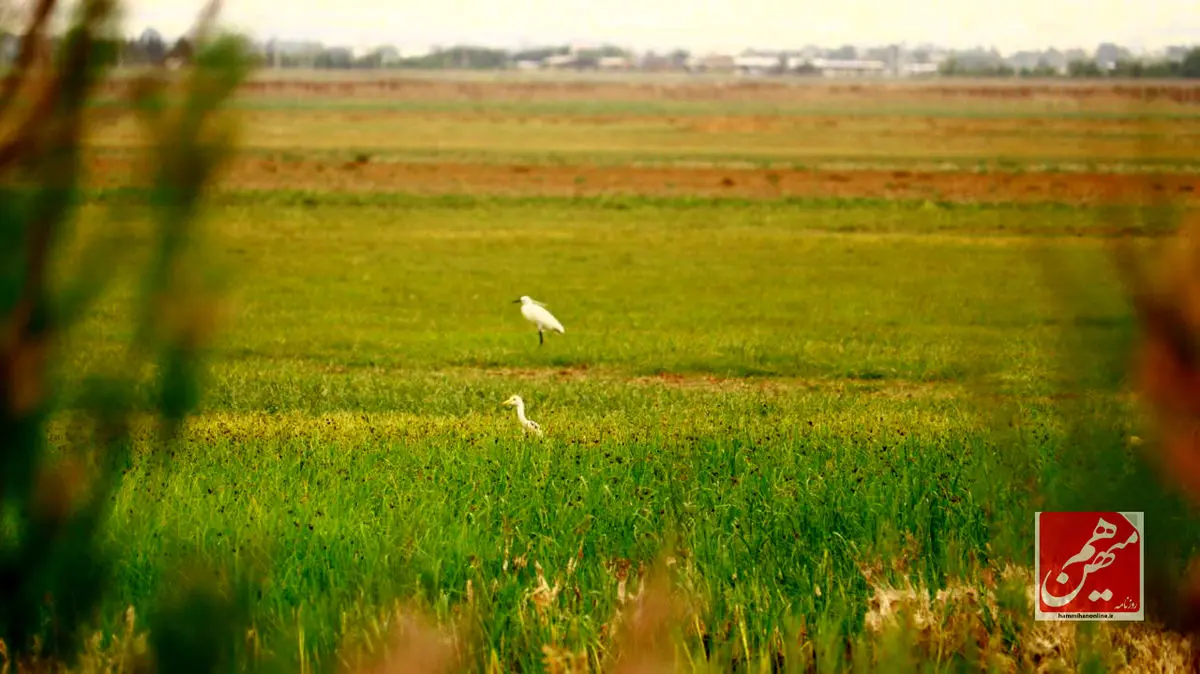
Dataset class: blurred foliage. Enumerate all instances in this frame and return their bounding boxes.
[968,120,1200,640]
[0,1,1196,671]
[0,0,256,670]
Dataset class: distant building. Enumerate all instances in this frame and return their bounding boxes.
[639,52,685,72]
[542,53,581,69]
[1007,50,1045,71]
[687,54,736,73]
[349,45,402,68]
[808,57,888,78]
[1039,49,1069,74]
[317,47,354,69]
[265,39,325,67]
[1095,42,1132,70]
[734,51,784,75]
[399,46,434,59]
[376,46,401,66]
[1166,46,1190,62]
[900,62,939,77]
[1063,48,1089,64]
[785,55,813,72]
[597,56,632,70]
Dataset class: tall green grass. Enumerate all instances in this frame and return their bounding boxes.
[42,190,1198,671]
[79,101,1200,168]
[61,194,1132,401]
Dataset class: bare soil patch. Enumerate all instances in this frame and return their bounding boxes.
[438,364,964,399]
[214,75,1200,108]
[85,70,1200,112]
[83,152,1200,206]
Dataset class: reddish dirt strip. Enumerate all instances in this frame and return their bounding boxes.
[89,74,1200,107]
[83,152,1200,205]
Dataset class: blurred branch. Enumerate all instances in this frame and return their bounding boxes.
[0,0,119,659]
[189,0,221,46]
[0,0,55,112]
[0,0,254,666]
[0,0,108,173]
[2,0,110,417]
[1016,112,1200,633]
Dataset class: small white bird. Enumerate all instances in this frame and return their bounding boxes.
[502,394,543,436]
[513,295,565,346]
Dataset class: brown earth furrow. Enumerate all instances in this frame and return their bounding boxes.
[82,72,1200,107]
[82,153,1200,205]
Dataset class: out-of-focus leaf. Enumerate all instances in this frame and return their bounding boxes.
[147,565,256,674]
[158,343,200,432]
[969,111,1200,635]
[0,0,255,665]
[0,0,56,112]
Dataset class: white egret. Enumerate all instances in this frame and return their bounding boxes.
[513,295,565,346]
[502,395,543,436]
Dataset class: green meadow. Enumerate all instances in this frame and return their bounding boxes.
[14,60,1199,672]
[45,184,1196,672]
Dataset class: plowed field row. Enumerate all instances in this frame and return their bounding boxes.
[84,152,1200,205]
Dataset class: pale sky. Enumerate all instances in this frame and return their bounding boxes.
[118,0,1198,55]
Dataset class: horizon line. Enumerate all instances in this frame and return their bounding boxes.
[110,28,1199,60]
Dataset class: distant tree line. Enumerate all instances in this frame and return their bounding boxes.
[398,46,512,70]
[255,42,636,70]
[940,46,1200,79]
[0,27,198,67]
[2,26,1195,78]
[257,41,1200,78]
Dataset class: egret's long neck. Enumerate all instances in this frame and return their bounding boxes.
[514,402,528,423]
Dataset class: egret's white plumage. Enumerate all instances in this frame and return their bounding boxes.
[513,295,564,346]
[502,394,543,436]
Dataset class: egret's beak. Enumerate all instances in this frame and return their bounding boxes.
[511,299,521,303]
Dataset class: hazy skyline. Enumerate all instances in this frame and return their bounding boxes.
[120,0,1198,55]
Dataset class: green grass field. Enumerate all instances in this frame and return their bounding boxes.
[40,77,1200,672]
[84,103,1200,168]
